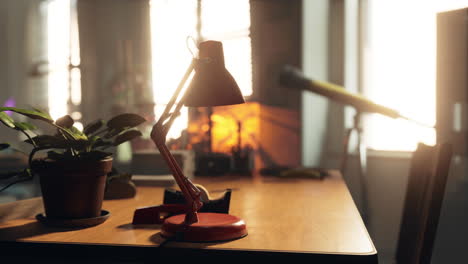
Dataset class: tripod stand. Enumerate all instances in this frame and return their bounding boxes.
[340,111,368,224]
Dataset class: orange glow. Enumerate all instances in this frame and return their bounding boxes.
[188,102,260,153]
[187,102,301,169]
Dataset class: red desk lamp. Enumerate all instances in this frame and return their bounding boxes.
[133,41,247,242]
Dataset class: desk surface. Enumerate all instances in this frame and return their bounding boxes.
[0,171,377,263]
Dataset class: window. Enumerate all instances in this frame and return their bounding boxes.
[150,0,252,140]
[46,0,82,128]
[44,0,251,139]
[362,0,468,151]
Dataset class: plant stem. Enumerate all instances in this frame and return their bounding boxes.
[19,130,37,148]
[0,171,33,192]
[29,147,40,167]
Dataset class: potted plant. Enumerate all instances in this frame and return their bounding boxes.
[0,107,145,221]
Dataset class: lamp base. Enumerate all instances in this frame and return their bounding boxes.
[161,212,247,242]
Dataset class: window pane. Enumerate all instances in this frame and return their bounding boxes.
[47,0,71,120]
[151,0,253,140]
[221,37,253,97]
[363,0,468,151]
[150,0,197,140]
[201,0,252,97]
[201,0,250,37]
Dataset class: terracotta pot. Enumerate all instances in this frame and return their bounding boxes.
[36,158,112,219]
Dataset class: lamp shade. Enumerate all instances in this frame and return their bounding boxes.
[184,41,245,107]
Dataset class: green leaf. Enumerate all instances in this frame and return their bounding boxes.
[103,128,122,139]
[13,122,37,131]
[93,138,112,148]
[32,107,53,120]
[0,143,10,150]
[113,129,142,146]
[59,126,87,141]
[55,115,74,128]
[24,135,68,148]
[0,107,53,122]
[87,135,100,145]
[70,126,87,139]
[0,112,15,128]
[107,113,145,130]
[84,119,105,135]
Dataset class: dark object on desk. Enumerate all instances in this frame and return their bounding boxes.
[36,210,110,228]
[132,186,232,225]
[260,166,328,179]
[230,120,254,175]
[104,176,137,200]
[195,152,232,176]
[163,187,231,214]
[231,146,254,176]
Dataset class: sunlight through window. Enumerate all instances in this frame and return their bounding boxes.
[363,0,468,151]
[47,0,70,120]
[201,0,252,97]
[150,0,196,140]
[150,0,252,140]
[47,0,81,122]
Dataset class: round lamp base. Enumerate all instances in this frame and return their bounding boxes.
[161,212,247,242]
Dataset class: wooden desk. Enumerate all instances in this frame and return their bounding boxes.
[0,171,377,263]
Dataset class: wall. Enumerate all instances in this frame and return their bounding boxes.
[250,0,302,168]
[77,0,153,125]
[0,0,48,144]
[250,0,302,111]
[0,1,47,202]
[301,0,330,166]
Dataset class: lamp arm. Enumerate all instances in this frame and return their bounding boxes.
[151,59,203,225]
[152,133,202,224]
[161,100,186,138]
[158,59,196,126]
